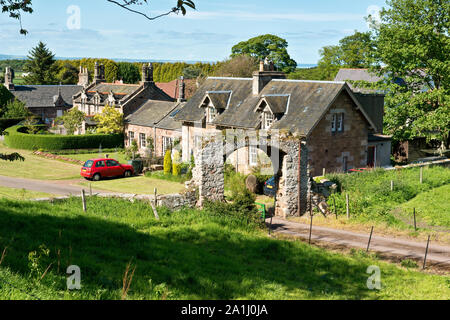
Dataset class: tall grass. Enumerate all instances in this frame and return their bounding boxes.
[326,166,450,227]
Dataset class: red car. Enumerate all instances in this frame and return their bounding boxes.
[81,159,134,181]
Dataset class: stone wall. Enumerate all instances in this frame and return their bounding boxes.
[307,90,369,176]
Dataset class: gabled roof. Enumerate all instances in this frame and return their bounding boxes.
[125,100,183,131]
[205,91,232,109]
[11,85,82,108]
[175,77,378,136]
[156,79,197,100]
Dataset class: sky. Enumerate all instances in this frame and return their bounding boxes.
[0,0,388,64]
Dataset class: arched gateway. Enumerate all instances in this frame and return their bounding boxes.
[191,131,311,217]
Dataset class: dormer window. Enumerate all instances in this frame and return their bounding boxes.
[263,111,274,129]
[207,106,217,123]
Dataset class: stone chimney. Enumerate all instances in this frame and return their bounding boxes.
[94,62,105,84]
[252,58,285,96]
[140,63,154,86]
[178,76,185,102]
[4,67,15,90]
[78,66,89,87]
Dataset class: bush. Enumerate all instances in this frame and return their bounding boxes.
[0,118,26,132]
[163,150,172,175]
[4,126,124,151]
[172,150,181,176]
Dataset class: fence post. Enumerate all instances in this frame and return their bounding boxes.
[420,167,423,184]
[346,194,350,219]
[154,188,158,207]
[333,196,337,220]
[390,180,394,192]
[413,208,417,231]
[81,189,86,212]
[309,213,313,245]
[89,183,92,196]
[423,235,430,270]
[367,226,374,252]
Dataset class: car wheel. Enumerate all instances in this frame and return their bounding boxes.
[124,170,132,178]
[93,173,101,181]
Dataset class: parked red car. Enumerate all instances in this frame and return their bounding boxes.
[81,159,134,181]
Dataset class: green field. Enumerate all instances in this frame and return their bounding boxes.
[0,143,80,180]
[400,184,450,229]
[326,166,450,234]
[0,186,53,200]
[0,197,448,300]
[60,151,128,165]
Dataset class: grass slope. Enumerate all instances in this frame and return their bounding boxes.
[0,197,448,300]
[0,186,53,200]
[0,143,80,180]
[400,184,450,229]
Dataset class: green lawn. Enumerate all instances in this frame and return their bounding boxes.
[0,142,80,180]
[0,186,54,200]
[0,197,448,300]
[400,184,450,229]
[79,176,185,195]
[60,152,128,165]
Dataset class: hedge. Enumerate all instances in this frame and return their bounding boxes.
[4,126,124,151]
[0,118,26,132]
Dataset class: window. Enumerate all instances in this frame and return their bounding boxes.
[263,112,274,129]
[332,113,344,133]
[140,133,146,149]
[106,160,119,167]
[343,156,348,172]
[95,161,105,168]
[128,131,135,146]
[57,110,63,118]
[249,146,258,166]
[163,137,173,155]
[208,107,216,123]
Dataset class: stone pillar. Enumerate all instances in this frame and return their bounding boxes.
[275,140,309,217]
[192,137,225,206]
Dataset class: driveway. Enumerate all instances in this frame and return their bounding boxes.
[0,175,112,196]
[268,217,450,270]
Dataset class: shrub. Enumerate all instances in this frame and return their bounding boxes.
[163,150,172,175]
[4,126,124,151]
[172,150,181,176]
[0,117,26,132]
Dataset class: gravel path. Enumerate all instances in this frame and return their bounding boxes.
[268,217,450,270]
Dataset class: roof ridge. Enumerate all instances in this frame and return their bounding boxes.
[272,79,345,85]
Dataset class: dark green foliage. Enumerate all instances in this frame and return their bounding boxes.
[0,60,27,73]
[57,62,79,85]
[117,62,141,84]
[23,42,60,85]
[0,117,25,131]
[2,99,30,119]
[0,84,14,111]
[231,34,297,73]
[3,126,123,151]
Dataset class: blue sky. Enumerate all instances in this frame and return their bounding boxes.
[0,0,387,64]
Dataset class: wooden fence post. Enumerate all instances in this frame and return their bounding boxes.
[89,183,92,196]
[333,196,337,220]
[413,208,417,231]
[420,167,423,184]
[154,188,158,207]
[81,189,86,212]
[390,180,394,192]
[423,235,430,270]
[346,194,350,219]
[367,226,374,252]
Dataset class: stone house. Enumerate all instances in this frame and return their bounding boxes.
[72,62,174,133]
[175,62,385,177]
[3,67,82,124]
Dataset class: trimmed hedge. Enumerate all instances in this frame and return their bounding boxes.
[4,126,124,151]
[0,118,26,132]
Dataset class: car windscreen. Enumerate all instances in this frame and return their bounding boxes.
[83,160,94,168]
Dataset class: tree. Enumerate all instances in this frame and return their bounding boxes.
[182,66,202,79]
[370,0,450,146]
[314,31,376,80]
[56,108,85,135]
[57,62,79,85]
[0,84,14,113]
[164,150,172,175]
[3,99,30,118]
[231,34,297,73]
[94,104,124,134]
[214,55,259,78]
[117,62,141,84]
[23,42,60,85]
[2,0,195,35]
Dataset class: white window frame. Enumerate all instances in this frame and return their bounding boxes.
[208,106,216,123]
[139,133,146,149]
[249,146,258,166]
[128,131,135,146]
[331,114,337,133]
[263,111,274,129]
[163,136,173,155]
[337,113,344,132]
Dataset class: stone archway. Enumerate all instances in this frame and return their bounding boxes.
[191,131,310,217]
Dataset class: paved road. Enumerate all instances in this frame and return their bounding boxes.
[268,217,450,270]
[0,175,109,196]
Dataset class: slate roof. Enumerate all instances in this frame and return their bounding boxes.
[156,79,197,100]
[11,85,82,108]
[175,77,377,136]
[125,100,183,131]
[156,103,186,131]
[334,69,383,93]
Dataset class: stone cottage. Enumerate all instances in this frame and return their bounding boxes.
[3,67,82,124]
[175,62,384,178]
[72,62,174,133]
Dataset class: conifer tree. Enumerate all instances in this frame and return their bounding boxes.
[23,42,60,85]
